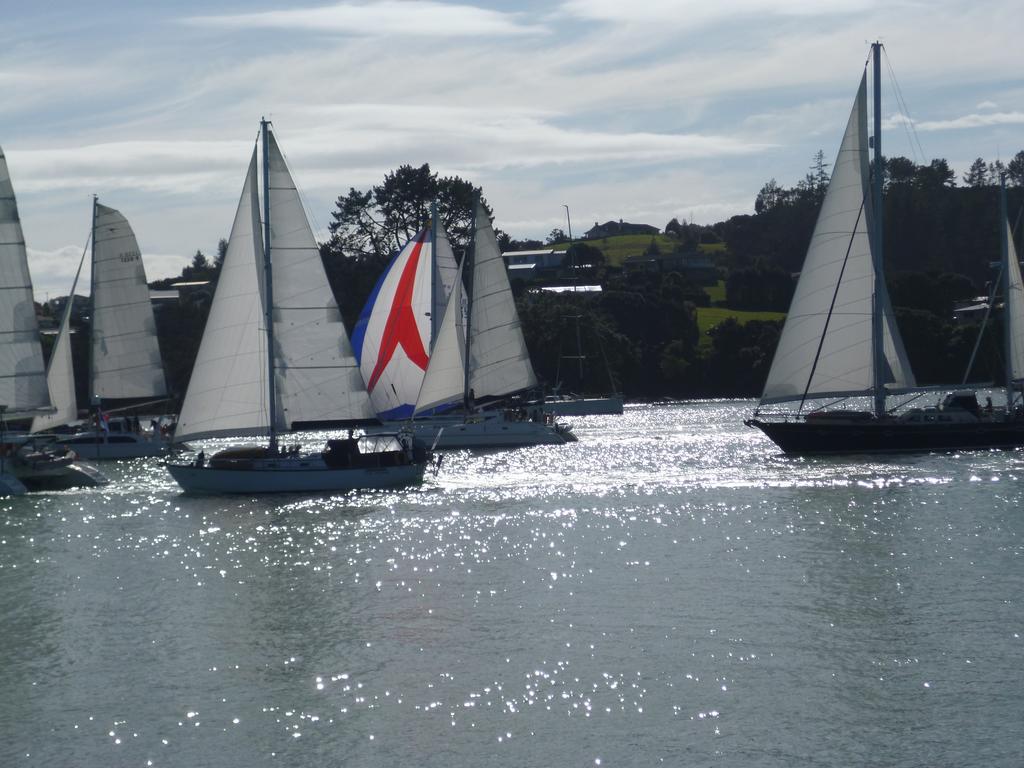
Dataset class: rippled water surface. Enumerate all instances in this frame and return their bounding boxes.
[2,402,1022,767]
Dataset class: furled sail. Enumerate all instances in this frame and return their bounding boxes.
[1005,219,1024,385]
[465,200,538,399]
[174,149,267,441]
[759,74,914,406]
[265,130,377,427]
[0,146,50,414]
[90,203,167,400]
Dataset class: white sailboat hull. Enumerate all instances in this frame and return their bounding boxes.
[383,412,576,449]
[61,430,171,460]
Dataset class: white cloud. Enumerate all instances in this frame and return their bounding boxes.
[558,0,874,27]
[183,1,545,37]
[976,100,998,110]
[7,108,768,199]
[887,111,1024,132]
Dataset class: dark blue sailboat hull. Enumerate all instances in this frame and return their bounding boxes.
[745,417,1024,455]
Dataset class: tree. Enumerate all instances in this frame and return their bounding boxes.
[214,238,228,269]
[810,149,830,190]
[886,156,917,187]
[191,250,209,270]
[567,242,605,269]
[918,159,956,189]
[547,228,569,245]
[324,163,488,262]
[963,157,989,187]
[754,178,785,214]
[1008,151,1024,187]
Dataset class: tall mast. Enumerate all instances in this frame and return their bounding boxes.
[88,194,98,409]
[1001,174,1013,411]
[260,118,278,452]
[462,198,478,411]
[870,41,886,419]
[430,200,439,351]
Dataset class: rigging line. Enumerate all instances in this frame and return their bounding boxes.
[798,194,869,414]
[883,49,927,165]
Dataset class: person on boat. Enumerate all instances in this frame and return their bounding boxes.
[985,396,994,415]
[195,450,205,468]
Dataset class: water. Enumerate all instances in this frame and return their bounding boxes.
[1,402,1022,767]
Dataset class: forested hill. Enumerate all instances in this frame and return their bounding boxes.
[724,153,1024,285]
[129,154,1024,409]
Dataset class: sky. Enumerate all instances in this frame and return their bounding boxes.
[2,0,1023,300]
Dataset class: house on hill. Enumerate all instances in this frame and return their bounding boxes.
[585,220,659,239]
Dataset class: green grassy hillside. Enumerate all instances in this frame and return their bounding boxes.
[557,235,724,268]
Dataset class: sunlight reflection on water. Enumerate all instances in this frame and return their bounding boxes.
[1,402,1022,767]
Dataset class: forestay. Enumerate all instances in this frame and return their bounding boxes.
[759,74,914,407]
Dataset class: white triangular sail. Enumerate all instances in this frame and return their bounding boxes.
[0,147,50,414]
[265,131,376,427]
[30,248,87,433]
[466,201,537,399]
[414,256,467,415]
[90,202,167,400]
[433,225,458,345]
[175,148,267,441]
[1005,219,1024,384]
[759,74,914,406]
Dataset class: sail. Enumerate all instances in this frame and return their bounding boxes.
[30,248,88,433]
[352,229,434,419]
[433,225,458,346]
[414,256,467,415]
[175,148,267,441]
[759,74,914,406]
[466,200,538,399]
[1005,219,1024,384]
[265,130,377,428]
[0,147,50,414]
[90,203,167,400]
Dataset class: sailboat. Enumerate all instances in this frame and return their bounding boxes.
[404,198,576,448]
[352,206,458,419]
[745,43,1024,454]
[537,309,623,416]
[0,145,107,493]
[30,199,172,459]
[165,120,427,494]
